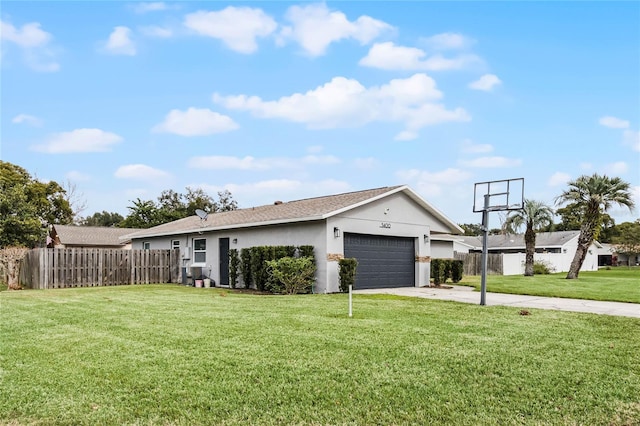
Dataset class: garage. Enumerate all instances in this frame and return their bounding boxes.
[344,233,415,289]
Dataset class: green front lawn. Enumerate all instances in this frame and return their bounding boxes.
[1,285,639,425]
[460,267,640,303]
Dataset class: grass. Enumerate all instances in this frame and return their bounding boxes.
[1,285,639,425]
[460,267,640,304]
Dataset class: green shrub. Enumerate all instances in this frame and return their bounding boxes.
[450,260,463,283]
[229,249,240,289]
[338,258,358,292]
[298,245,315,262]
[240,248,252,289]
[533,260,555,275]
[431,259,446,285]
[266,256,316,294]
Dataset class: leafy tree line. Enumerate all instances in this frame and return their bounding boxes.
[0,161,73,248]
[79,188,238,228]
[1,161,239,247]
[118,188,238,229]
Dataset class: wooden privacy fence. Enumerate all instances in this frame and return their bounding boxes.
[454,252,504,276]
[19,248,180,289]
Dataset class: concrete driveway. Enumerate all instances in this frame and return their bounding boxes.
[354,285,640,319]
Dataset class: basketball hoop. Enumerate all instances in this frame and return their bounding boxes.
[473,178,524,306]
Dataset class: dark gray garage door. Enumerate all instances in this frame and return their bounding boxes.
[344,233,415,289]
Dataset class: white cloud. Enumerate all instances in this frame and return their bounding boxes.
[623,130,640,152]
[599,116,630,129]
[302,155,340,165]
[115,164,170,181]
[12,113,43,127]
[279,3,392,56]
[104,26,136,56]
[396,167,471,197]
[188,154,340,171]
[580,162,592,171]
[152,107,239,136]
[139,26,173,38]
[1,20,51,47]
[548,172,571,187]
[1,19,60,71]
[201,179,352,205]
[65,170,91,181]
[132,2,169,13]
[422,32,474,50]
[213,73,469,138]
[394,130,419,141]
[354,157,378,170]
[459,156,522,168]
[184,7,277,54]
[604,161,628,175]
[461,139,493,154]
[32,128,123,153]
[359,42,481,71]
[307,145,324,154]
[469,74,502,91]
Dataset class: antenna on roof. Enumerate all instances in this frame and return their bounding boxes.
[195,209,208,221]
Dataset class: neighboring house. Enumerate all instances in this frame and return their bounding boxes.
[458,231,601,275]
[48,225,142,249]
[125,185,463,293]
[599,243,640,266]
[430,234,475,258]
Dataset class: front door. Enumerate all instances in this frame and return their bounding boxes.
[219,238,230,286]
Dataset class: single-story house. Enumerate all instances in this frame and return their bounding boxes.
[598,243,640,266]
[125,185,463,293]
[457,230,601,274]
[48,224,142,249]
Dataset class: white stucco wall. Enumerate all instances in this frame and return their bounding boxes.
[502,245,600,275]
[133,222,326,289]
[431,241,454,259]
[325,192,436,291]
[131,191,460,292]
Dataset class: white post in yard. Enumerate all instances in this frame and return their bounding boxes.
[348,284,353,317]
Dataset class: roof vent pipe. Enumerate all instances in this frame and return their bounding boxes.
[274,201,283,205]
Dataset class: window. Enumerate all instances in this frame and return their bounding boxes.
[194,238,206,263]
[172,240,180,250]
[142,242,150,250]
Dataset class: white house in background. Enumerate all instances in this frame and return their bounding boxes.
[124,185,464,293]
[459,231,601,275]
[430,234,475,259]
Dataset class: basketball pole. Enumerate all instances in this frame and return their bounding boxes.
[480,194,490,306]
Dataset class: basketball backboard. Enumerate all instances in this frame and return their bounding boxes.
[473,178,524,213]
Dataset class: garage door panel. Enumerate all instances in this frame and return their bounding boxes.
[344,233,415,289]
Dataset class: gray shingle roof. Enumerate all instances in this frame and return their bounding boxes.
[52,225,143,247]
[125,185,463,239]
[460,231,588,250]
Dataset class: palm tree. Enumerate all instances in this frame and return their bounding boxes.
[555,173,635,279]
[504,199,554,276]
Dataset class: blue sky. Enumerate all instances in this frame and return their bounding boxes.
[2,1,639,229]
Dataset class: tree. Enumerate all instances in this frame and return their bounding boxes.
[120,199,163,229]
[80,211,125,227]
[120,187,238,228]
[504,199,554,276]
[554,203,616,242]
[555,173,635,279]
[611,220,640,266]
[459,223,483,236]
[0,161,73,248]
